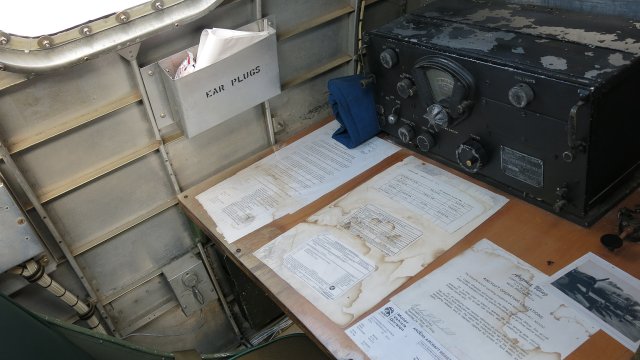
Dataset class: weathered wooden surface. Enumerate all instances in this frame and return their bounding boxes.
[179,117,638,360]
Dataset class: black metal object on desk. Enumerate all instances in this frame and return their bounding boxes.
[601,205,640,251]
[365,0,640,226]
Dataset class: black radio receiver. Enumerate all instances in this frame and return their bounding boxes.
[365,0,640,226]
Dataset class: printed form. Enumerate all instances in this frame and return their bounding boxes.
[347,302,457,360]
[196,121,400,243]
[349,239,597,360]
[255,157,508,326]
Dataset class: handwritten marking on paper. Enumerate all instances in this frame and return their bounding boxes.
[392,240,597,360]
[340,204,423,256]
[347,302,459,360]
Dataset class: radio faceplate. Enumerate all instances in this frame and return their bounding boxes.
[365,0,640,226]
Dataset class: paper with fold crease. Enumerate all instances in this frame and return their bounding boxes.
[386,239,598,360]
[196,121,400,243]
[254,156,508,326]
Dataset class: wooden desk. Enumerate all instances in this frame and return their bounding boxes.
[178,119,639,360]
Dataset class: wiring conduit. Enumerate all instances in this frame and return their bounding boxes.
[11,260,107,334]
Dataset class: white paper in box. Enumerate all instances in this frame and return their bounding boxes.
[158,18,280,138]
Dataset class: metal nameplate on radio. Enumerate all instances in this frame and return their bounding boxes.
[500,146,543,188]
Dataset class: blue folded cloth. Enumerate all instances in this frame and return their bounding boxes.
[328,74,380,149]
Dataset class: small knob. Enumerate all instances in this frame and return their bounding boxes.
[380,48,398,69]
[425,104,449,129]
[600,234,624,251]
[508,83,534,108]
[455,139,488,173]
[398,125,414,144]
[387,105,400,125]
[396,78,416,99]
[416,133,436,153]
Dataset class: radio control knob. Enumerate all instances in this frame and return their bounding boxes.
[387,105,400,125]
[425,104,449,129]
[508,83,535,108]
[380,48,398,69]
[456,139,488,173]
[398,125,414,144]
[397,79,416,99]
[416,133,436,153]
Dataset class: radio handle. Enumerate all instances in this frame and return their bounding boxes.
[568,100,585,149]
[564,98,588,162]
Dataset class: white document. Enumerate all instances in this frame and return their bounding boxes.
[341,204,423,256]
[392,239,598,360]
[377,165,486,233]
[347,302,458,360]
[254,157,507,326]
[547,252,640,351]
[195,27,272,71]
[196,121,400,243]
[284,233,376,300]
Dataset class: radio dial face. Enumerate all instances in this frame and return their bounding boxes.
[426,68,455,102]
[413,57,475,123]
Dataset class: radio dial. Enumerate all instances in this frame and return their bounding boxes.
[425,104,449,129]
[397,79,416,99]
[380,48,399,69]
[456,139,488,173]
[508,83,535,108]
[416,133,436,153]
[398,125,414,144]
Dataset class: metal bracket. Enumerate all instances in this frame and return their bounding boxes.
[117,43,141,61]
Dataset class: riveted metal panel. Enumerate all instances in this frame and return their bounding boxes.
[106,275,177,333]
[0,0,409,350]
[277,17,350,83]
[165,106,267,189]
[0,181,44,272]
[43,155,176,249]
[0,53,136,143]
[77,206,192,298]
[13,104,154,193]
[263,0,351,33]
